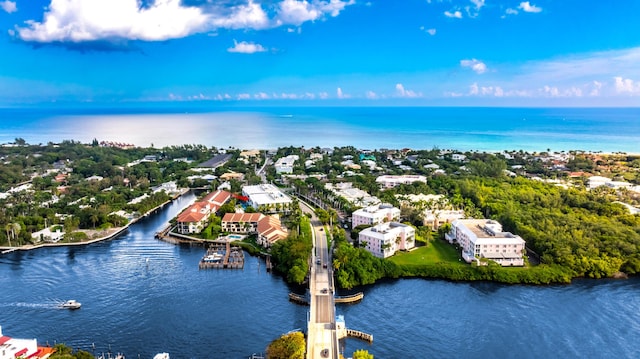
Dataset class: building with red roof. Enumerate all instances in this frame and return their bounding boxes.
[176,190,231,234]
[221,212,287,248]
[0,325,53,359]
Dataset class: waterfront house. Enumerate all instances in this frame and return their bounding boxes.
[358,222,415,258]
[176,190,231,234]
[351,204,400,229]
[446,219,525,266]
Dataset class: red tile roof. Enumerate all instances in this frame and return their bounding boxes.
[222,212,264,223]
[0,335,10,345]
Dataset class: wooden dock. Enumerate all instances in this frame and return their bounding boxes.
[335,292,364,304]
[199,242,244,269]
[346,328,373,343]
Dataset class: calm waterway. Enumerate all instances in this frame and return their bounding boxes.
[1,193,639,358]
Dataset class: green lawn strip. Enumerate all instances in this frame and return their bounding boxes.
[389,239,464,266]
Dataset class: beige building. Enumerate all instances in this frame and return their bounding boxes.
[446,219,525,266]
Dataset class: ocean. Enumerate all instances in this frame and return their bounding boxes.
[1,107,639,153]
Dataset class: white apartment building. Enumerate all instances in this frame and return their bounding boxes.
[396,193,465,229]
[359,222,415,258]
[351,204,400,229]
[242,184,293,213]
[447,219,525,266]
[376,175,427,189]
[274,155,299,174]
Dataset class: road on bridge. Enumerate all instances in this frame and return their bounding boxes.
[301,201,338,359]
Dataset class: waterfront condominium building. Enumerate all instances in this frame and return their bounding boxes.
[221,212,287,248]
[351,203,401,229]
[446,219,525,266]
[176,190,232,234]
[375,175,427,189]
[242,184,293,213]
[358,222,416,258]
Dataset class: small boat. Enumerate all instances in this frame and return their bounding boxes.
[61,299,81,309]
[153,353,170,359]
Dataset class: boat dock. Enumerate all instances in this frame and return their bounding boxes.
[199,242,244,269]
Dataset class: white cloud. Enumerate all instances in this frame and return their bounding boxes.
[395,83,421,98]
[590,81,603,96]
[214,94,232,101]
[519,1,542,13]
[15,0,355,43]
[319,92,329,99]
[502,8,519,17]
[420,26,437,36]
[254,92,270,99]
[444,10,462,19]
[227,40,267,53]
[614,77,640,95]
[470,0,485,9]
[0,0,16,13]
[365,90,378,99]
[469,83,479,95]
[460,58,487,74]
[336,87,351,98]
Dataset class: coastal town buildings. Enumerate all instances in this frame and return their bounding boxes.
[221,212,287,247]
[396,194,465,229]
[351,204,400,229]
[176,190,231,234]
[242,184,292,213]
[324,182,380,208]
[274,155,299,174]
[0,326,53,359]
[446,219,525,266]
[375,175,427,189]
[358,222,415,258]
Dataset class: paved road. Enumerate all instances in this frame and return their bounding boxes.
[302,201,338,359]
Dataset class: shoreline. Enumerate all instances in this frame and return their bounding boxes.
[0,189,190,255]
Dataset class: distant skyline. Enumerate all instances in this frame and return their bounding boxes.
[1,0,639,107]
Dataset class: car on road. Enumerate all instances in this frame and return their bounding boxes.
[321,288,328,294]
[322,262,328,269]
[316,259,321,265]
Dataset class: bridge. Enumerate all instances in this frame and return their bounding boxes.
[300,200,372,359]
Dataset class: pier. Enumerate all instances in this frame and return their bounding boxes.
[345,329,373,343]
[198,242,244,269]
[288,292,364,305]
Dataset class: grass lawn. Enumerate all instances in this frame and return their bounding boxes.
[389,239,465,266]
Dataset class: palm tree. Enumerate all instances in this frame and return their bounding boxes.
[5,223,12,247]
[12,223,21,245]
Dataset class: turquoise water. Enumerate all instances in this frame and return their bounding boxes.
[1,107,638,152]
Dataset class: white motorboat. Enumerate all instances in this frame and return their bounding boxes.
[61,299,81,309]
[153,353,170,359]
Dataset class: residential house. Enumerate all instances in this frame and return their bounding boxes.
[274,155,299,174]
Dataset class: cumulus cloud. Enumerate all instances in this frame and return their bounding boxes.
[519,1,542,13]
[227,40,267,53]
[395,83,421,98]
[469,83,479,95]
[614,77,640,95]
[444,10,462,19]
[336,87,351,99]
[460,58,487,74]
[276,0,354,26]
[502,8,519,17]
[365,90,378,99]
[0,0,16,13]
[15,0,355,44]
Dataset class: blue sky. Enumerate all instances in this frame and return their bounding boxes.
[1,0,639,107]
